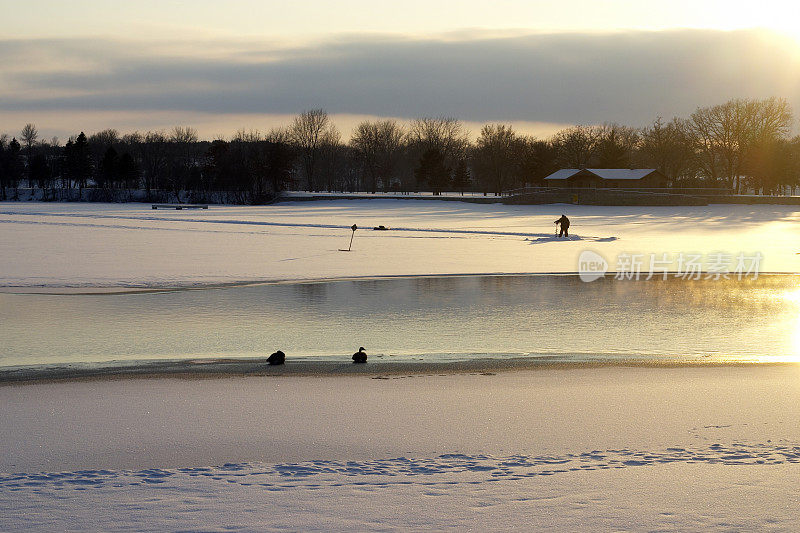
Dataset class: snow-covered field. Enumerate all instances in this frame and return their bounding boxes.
[2,366,800,531]
[3,199,800,530]
[2,199,799,289]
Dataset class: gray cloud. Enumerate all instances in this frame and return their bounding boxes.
[2,30,799,128]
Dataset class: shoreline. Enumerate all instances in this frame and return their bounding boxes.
[0,271,579,295]
[2,356,798,386]
[1,271,798,295]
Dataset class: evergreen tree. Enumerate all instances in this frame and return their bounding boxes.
[73,133,92,190]
[451,159,471,195]
[257,140,295,200]
[99,146,119,188]
[415,148,450,195]
[29,154,50,191]
[0,138,6,200]
[63,139,75,188]
[118,152,139,189]
[6,139,23,199]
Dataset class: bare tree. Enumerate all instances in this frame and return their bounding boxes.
[552,125,603,168]
[739,98,793,192]
[170,126,198,145]
[350,120,405,192]
[745,138,795,194]
[88,129,120,148]
[638,117,696,183]
[138,131,168,196]
[407,117,469,167]
[168,126,199,201]
[596,123,639,168]
[35,136,60,149]
[20,123,38,187]
[20,123,38,150]
[686,102,739,186]
[265,127,290,144]
[472,124,517,195]
[289,109,339,191]
[686,98,792,191]
[514,137,559,186]
[232,128,262,143]
[317,138,347,192]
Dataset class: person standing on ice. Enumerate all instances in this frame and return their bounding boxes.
[554,214,570,238]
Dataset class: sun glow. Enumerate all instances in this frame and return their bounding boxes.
[703,0,800,44]
[787,314,800,362]
[755,285,800,363]
[781,288,800,363]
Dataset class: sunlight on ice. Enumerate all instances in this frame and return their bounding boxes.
[775,287,800,363]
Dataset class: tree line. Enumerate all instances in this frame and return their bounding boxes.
[0,97,798,203]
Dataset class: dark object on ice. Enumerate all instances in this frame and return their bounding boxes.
[373,225,389,231]
[267,350,286,365]
[352,347,367,363]
[152,204,208,210]
[339,224,358,251]
[554,214,570,238]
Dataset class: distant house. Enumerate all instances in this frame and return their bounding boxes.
[543,168,668,188]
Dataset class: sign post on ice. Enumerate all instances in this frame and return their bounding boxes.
[339,224,358,252]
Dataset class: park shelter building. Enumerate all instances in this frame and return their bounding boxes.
[543,168,668,188]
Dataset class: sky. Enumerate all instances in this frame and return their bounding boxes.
[1,0,800,141]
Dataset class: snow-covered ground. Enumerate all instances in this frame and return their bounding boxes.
[1,199,799,289]
[2,366,799,531]
[4,455,798,531]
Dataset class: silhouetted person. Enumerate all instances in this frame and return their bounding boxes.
[352,347,367,363]
[267,350,285,365]
[554,214,570,238]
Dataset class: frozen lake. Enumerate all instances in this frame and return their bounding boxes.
[4,200,800,289]
[2,274,800,371]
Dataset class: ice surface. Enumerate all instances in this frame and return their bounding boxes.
[2,200,798,289]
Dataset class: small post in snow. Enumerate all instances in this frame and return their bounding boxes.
[340,224,358,251]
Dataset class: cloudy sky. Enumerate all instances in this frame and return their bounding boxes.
[2,0,800,140]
